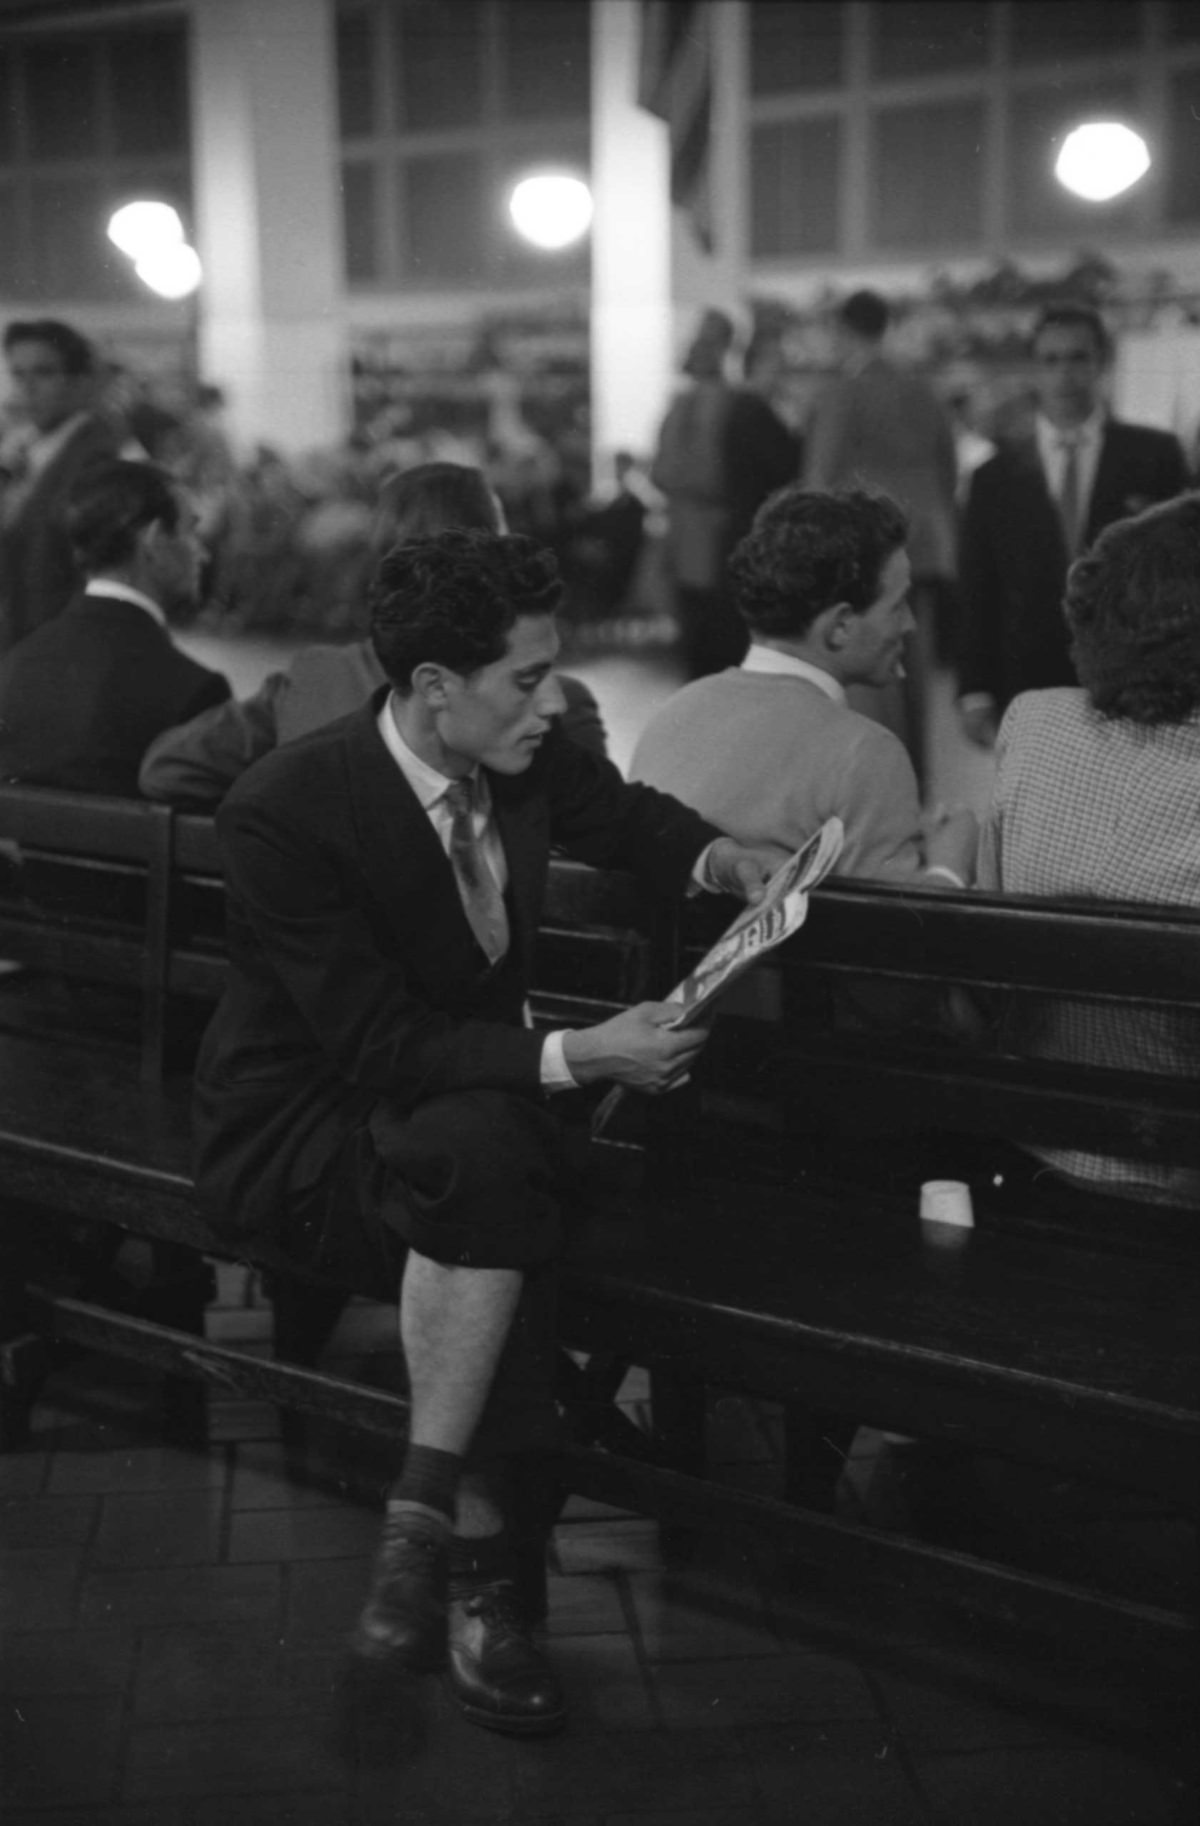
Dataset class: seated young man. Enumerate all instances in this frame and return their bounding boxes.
[192,528,781,1737]
[631,486,975,887]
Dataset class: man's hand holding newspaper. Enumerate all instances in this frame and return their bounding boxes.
[585,818,845,1136]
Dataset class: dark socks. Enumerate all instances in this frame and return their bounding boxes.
[388,1443,462,1526]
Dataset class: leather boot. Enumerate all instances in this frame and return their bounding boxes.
[352,1511,448,1668]
[446,1575,566,1736]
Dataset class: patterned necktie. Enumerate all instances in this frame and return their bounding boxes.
[1057,435,1083,559]
[442,777,509,964]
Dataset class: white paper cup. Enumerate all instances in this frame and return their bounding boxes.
[919,1180,975,1228]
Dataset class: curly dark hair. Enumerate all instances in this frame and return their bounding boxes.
[727,487,909,638]
[66,459,180,573]
[369,528,562,691]
[1066,492,1200,724]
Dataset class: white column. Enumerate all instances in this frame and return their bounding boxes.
[189,0,347,456]
[589,0,674,486]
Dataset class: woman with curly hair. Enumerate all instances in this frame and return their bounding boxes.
[978,490,1200,1204]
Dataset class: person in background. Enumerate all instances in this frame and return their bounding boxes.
[0,459,228,795]
[957,303,1188,749]
[804,291,958,792]
[0,319,121,654]
[139,463,606,807]
[978,492,1200,1208]
[631,486,975,888]
[651,310,797,681]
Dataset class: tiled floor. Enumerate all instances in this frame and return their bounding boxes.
[2,1269,1193,1825]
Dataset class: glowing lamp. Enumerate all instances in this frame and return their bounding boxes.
[134,243,203,301]
[1054,122,1150,202]
[107,201,185,259]
[508,173,593,250]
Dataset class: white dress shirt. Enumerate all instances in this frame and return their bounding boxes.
[376,696,577,1089]
[84,578,166,628]
[1035,407,1104,520]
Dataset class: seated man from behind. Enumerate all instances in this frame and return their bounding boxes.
[139,461,605,808]
[0,459,229,794]
[631,485,975,885]
[192,527,781,1735]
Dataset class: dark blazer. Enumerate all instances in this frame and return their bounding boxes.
[958,419,1189,707]
[0,414,121,653]
[192,697,718,1242]
[0,590,230,794]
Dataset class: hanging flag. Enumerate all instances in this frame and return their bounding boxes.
[638,1,714,252]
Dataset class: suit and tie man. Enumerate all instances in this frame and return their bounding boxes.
[192,528,783,1736]
[0,459,229,794]
[957,303,1189,749]
[0,319,121,654]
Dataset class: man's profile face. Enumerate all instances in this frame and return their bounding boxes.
[1033,322,1105,429]
[5,338,87,435]
[841,546,915,689]
[435,613,567,776]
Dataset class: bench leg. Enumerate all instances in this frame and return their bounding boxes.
[269,1275,349,1459]
[142,1243,216,1450]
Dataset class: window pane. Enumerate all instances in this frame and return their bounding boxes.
[110,30,189,157]
[871,2,990,80]
[342,160,379,279]
[749,1,844,96]
[1166,70,1200,223]
[396,0,484,130]
[401,151,488,280]
[337,3,375,138]
[29,176,128,299]
[1007,78,1142,236]
[1167,0,1200,43]
[871,99,984,247]
[750,116,841,256]
[504,0,589,119]
[1010,2,1143,67]
[24,39,100,161]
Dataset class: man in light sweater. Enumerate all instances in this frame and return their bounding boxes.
[630,486,975,887]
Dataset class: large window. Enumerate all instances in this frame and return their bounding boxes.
[337,0,591,288]
[0,24,190,304]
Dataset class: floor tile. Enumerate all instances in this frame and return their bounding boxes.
[93,1489,224,1567]
[512,1724,759,1817]
[47,1446,225,1496]
[650,1651,878,1729]
[741,1719,928,1826]
[79,1561,280,1630]
[545,1632,657,1728]
[1,1695,125,1807]
[228,1502,378,1562]
[123,1712,350,1801]
[193,1796,351,1826]
[914,1743,1191,1826]
[626,1569,781,1662]
[874,1669,1060,1754]
[542,1570,629,1637]
[0,1547,82,1629]
[351,1680,519,1822]
[1,1627,136,1698]
[132,1625,347,1723]
[230,1440,364,1511]
[1,1809,187,1826]
[285,1556,374,1637]
[0,1493,96,1551]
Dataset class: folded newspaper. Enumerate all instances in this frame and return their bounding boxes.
[590,816,845,1137]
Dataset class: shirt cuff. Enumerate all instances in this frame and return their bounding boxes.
[923,864,966,888]
[540,1029,578,1092]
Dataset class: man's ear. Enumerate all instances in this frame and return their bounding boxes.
[818,601,855,651]
[410,660,456,708]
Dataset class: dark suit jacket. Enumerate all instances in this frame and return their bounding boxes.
[192,698,718,1242]
[0,591,230,794]
[958,419,1188,706]
[0,414,121,653]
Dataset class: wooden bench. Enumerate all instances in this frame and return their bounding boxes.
[0,783,1195,1731]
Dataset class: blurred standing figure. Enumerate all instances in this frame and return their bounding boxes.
[0,460,229,795]
[652,310,796,680]
[957,304,1189,750]
[805,291,958,791]
[0,319,120,653]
